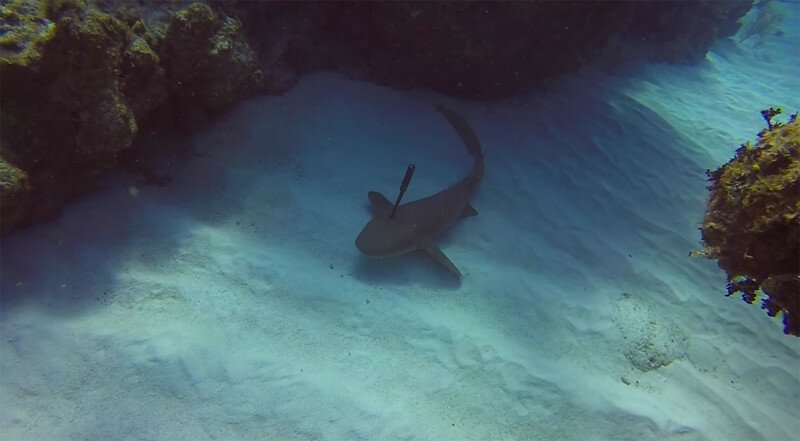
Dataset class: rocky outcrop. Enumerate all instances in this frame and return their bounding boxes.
[701,112,800,336]
[157,3,263,125]
[0,0,262,233]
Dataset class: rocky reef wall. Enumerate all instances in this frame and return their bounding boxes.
[0,0,752,233]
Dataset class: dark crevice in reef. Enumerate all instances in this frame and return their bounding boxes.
[222,1,753,100]
[1,0,753,234]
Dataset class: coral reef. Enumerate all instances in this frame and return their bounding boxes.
[701,111,800,335]
[0,0,262,233]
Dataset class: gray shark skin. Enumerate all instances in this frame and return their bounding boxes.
[355,105,485,278]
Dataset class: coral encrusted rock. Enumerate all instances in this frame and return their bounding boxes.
[701,113,800,335]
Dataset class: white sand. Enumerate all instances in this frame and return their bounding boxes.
[2,7,799,441]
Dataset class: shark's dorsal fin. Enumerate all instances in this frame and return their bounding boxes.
[461,203,478,218]
[420,238,463,278]
[368,191,393,215]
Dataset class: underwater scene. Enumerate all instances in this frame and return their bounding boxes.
[1,1,799,440]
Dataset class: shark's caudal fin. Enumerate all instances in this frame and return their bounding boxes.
[435,104,484,160]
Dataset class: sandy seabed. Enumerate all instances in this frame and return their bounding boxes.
[2,8,799,441]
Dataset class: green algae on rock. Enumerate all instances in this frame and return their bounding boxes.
[701,112,800,336]
[0,158,29,198]
[0,0,57,67]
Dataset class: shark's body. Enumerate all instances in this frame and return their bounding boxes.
[355,105,485,278]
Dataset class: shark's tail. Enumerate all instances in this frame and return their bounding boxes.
[435,104,485,164]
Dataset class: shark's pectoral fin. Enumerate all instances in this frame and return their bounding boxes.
[420,239,463,278]
[461,203,478,218]
[368,191,393,214]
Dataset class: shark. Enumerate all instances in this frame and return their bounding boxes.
[355,104,485,278]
